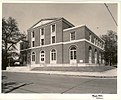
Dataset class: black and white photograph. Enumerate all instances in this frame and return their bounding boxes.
[1,1,120,100]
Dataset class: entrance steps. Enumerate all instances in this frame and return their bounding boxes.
[7,66,29,71]
[31,66,115,72]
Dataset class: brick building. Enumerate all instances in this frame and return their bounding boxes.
[20,17,105,67]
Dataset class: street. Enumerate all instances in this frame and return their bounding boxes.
[2,72,117,94]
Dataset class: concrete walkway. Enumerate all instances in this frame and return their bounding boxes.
[4,67,117,78]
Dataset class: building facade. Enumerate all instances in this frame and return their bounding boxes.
[20,17,105,67]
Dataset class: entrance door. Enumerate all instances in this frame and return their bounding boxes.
[31,52,35,64]
[94,50,97,64]
[50,49,56,64]
[89,46,92,64]
[70,46,77,64]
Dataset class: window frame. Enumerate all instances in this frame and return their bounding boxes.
[51,24,56,33]
[70,46,77,60]
[41,28,45,35]
[32,41,35,47]
[31,31,35,47]
[31,52,36,63]
[41,39,44,45]
[51,24,56,44]
[70,31,76,41]
[40,28,45,46]
[40,51,45,63]
[32,31,35,38]
[50,49,57,64]
[52,36,55,44]
[89,33,91,42]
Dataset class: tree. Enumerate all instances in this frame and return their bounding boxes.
[2,17,26,70]
[101,30,117,66]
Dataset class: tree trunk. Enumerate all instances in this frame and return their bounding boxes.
[3,42,8,70]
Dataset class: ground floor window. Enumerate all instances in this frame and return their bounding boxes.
[89,46,92,64]
[99,52,101,64]
[70,46,76,60]
[51,49,56,61]
[40,51,45,62]
[94,49,97,64]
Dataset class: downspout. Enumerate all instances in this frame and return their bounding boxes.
[62,21,63,66]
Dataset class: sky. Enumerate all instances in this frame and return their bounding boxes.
[2,3,117,36]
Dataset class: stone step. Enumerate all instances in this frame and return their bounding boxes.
[31,66,115,72]
[7,67,29,71]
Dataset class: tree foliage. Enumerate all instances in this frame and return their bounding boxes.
[2,17,26,70]
[101,30,117,66]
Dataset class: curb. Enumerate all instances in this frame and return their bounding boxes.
[3,70,117,78]
[77,75,117,78]
[33,72,117,78]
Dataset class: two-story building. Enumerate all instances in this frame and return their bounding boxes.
[20,17,105,67]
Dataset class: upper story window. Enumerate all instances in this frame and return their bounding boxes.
[32,41,35,47]
[96,39,98,46]
[89,33,91,42]
[40,28,45,46]
[32,31,35,38]
[31,31,35,47]
[102,44,105,49]
[94,37,95,44]
[70,31,76,41]
[52,36,55,43]
[99,41,101,47]
[51,24,56,33]
[41,39,44,45]
[98,40,99,46]
[41,28,44,35]
[51,24,56,44]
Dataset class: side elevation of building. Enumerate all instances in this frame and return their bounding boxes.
[20,17,105,67]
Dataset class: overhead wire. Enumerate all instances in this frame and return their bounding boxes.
[104,3,118,26]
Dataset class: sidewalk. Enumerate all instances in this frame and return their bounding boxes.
[4,67,117,78]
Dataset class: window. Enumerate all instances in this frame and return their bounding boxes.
[32,41,35,47]
[41,39,44,45]
[94,37,95,44]
[51,49,56,61]
[32,31,35,38]
[32,52,35,62]
[89,46,92,64]
[70,46,76,60]
[52,24,55,33]
[101,42,103,48]
[99,53,101,64]
[40,28,45,46]
[89,33,91,42]
[70,32,75,40]
[31,31,35,47]
[94,49,97,64]
[98,40,100,46]
[52,36,55,43]
[40,51,45,62]
[103,44,105,49]
[51,24,56,44]
[100,41,101,47]
[97,40,98,46]
[95,38,96,45]
[41,28,44,35]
